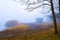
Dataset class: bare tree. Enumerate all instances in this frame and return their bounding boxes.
[50,0,58,34]
[13,0,59,34]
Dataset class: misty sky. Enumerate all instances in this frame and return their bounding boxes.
[0,0,59,31]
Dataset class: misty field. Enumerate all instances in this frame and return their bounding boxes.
[0,22,60,40]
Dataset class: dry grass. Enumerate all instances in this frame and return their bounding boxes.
[0,22,60,40]
[5,24,29,30]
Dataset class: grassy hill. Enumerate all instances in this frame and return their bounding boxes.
[0,22,60,40]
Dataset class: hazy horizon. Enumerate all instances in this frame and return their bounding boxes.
[0,0,59,31]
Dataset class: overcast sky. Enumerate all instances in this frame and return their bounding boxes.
[0,0,59,31]
[0,0,43,31]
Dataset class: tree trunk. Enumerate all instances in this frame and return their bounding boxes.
[50,0,58,34]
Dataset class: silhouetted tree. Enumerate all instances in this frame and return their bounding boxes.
[13,0,59,34]
[50,0,58,34]
[36,18,43,23]
[5,20,19,28]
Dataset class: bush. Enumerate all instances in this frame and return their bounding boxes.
[5,20,20,28]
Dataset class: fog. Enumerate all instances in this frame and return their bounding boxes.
[0,0,59,31]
